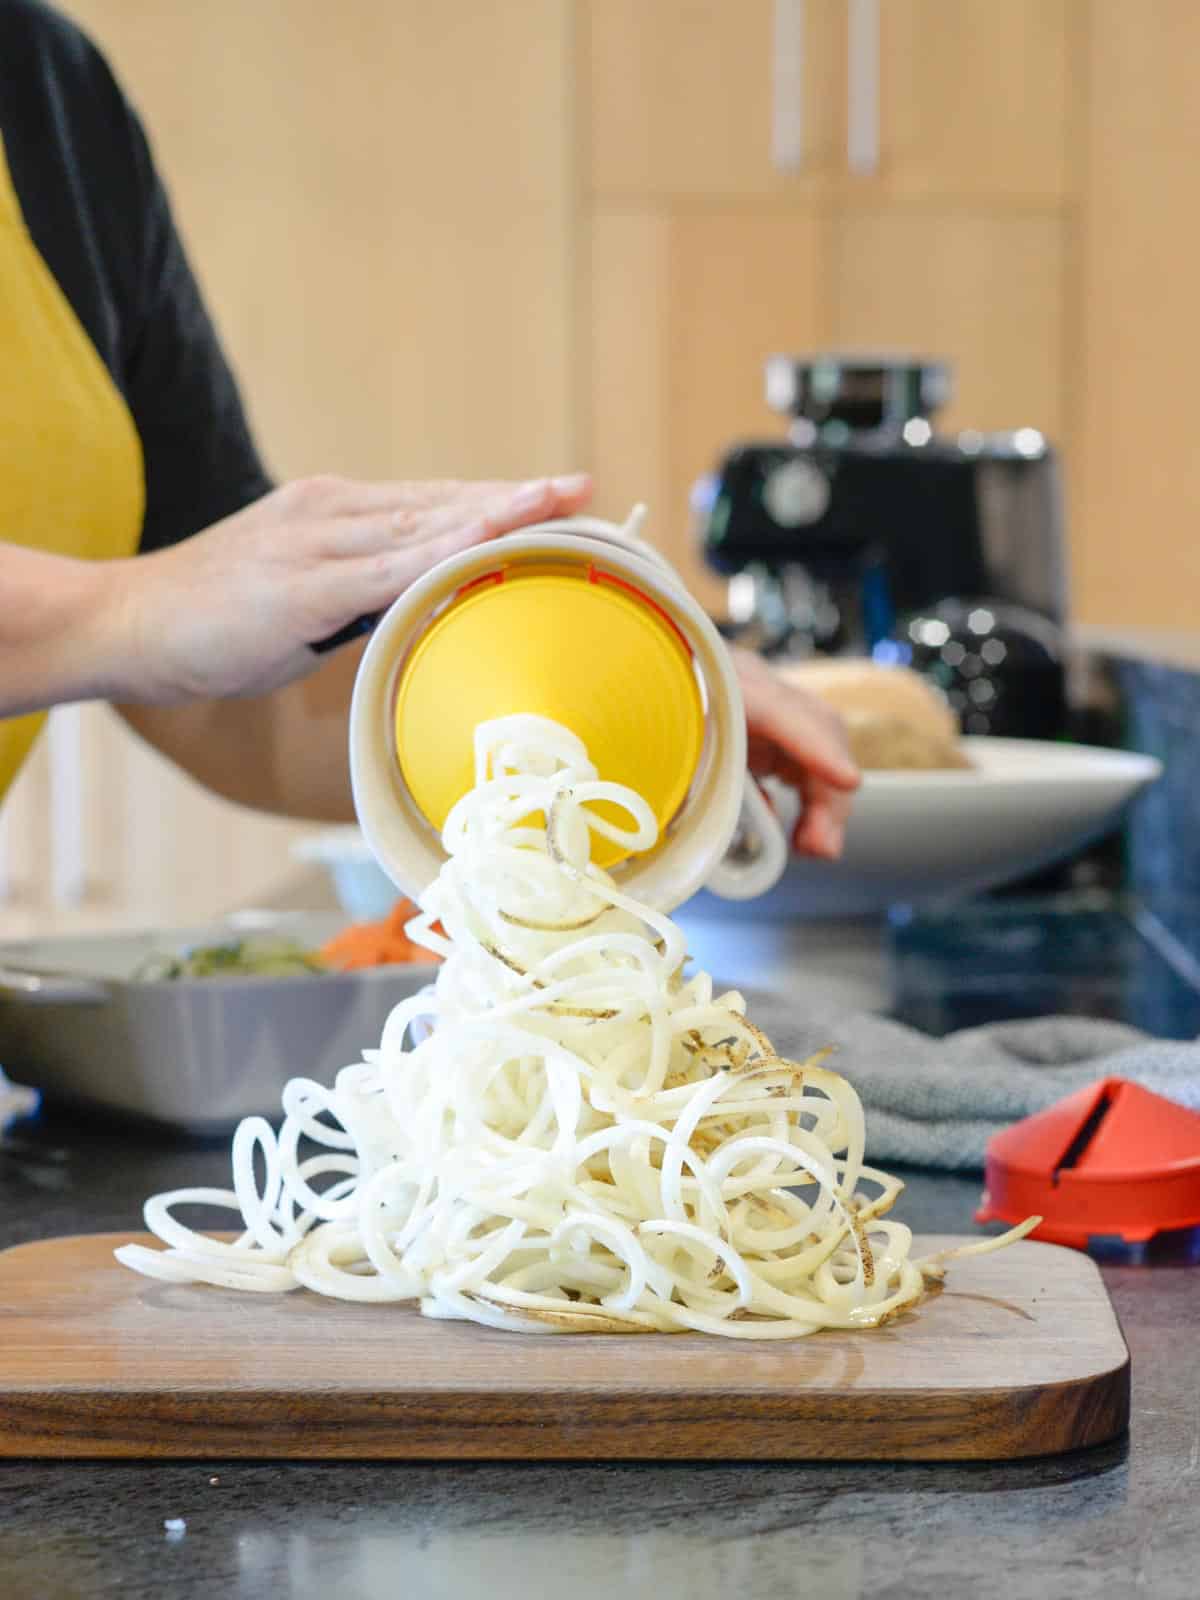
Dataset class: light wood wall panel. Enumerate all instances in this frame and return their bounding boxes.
[584,209,827,610]
[829,213,1067,441]
[1073,0,1200,624]
[66,0,577,482]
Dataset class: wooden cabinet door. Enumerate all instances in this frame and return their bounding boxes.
[585,1,1075,205]
[1072,1,1200,626]
[846,0,1077,202]
[583,209,827,611]
[583,0,843,199]
[828,212,1066,441]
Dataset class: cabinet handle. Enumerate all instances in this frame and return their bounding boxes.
[847,0,880,175]
[48,705,86,908]
[771,0,806,172]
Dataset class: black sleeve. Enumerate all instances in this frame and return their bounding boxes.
[0,0,274,551]
[117,93,275,550]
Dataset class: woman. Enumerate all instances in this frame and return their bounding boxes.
[0,0,857,856]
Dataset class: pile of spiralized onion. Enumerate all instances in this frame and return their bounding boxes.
[117,714,1032,1336]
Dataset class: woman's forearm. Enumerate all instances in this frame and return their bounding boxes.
[117,641,363,821]
[5,475,592,720]
[0,534,354,820]
[0,542,129,716]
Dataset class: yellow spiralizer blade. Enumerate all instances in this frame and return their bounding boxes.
[393,562,705,869]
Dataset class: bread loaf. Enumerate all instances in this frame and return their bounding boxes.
[776,659,970,771]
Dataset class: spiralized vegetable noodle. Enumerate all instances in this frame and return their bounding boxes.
[117,715,1034,1334]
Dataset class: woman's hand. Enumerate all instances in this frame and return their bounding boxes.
[731,647,860,860]
[99,472,592,704]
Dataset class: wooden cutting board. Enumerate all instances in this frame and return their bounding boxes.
[0,1232,1129,1461]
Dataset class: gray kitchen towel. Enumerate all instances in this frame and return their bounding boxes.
[743,988,1200,1171]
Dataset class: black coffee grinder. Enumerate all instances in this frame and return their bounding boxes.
[698,354,1069,741]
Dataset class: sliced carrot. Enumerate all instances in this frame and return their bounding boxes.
[320,898,441,970]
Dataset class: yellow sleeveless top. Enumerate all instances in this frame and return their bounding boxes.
[0,131,145,800]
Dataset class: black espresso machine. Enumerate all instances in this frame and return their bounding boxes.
[698,354,1070,741]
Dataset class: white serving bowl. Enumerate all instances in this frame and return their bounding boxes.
[686,737,1163,920]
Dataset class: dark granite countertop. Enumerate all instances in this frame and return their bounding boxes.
[3,903,1200,1600]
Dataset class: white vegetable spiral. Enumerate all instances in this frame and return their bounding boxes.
[117,714,1026,1335]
